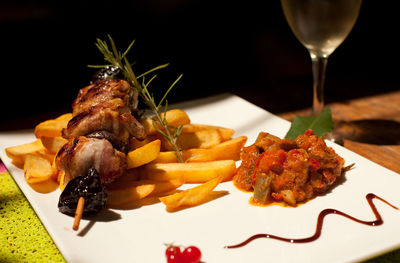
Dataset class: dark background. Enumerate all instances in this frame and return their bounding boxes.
[0,0,399,129]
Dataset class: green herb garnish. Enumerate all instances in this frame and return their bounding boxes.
[284,107,334,139]
[89,35,184,162]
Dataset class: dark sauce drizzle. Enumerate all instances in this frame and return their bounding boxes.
[225,193,398,249]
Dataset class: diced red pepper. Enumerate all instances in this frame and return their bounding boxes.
[255,152,267,168]
[252,150,287,186]
[309,157,321,171]
[258,150,286,173]
[305,129,314,136]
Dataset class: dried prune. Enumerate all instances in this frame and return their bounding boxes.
[58,168,108,216]
[91,66,123,84]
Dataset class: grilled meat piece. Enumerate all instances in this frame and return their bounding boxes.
[72,78,137,115]
[56,136,127,185]
[86,130,127,153]
[62,79,145,141]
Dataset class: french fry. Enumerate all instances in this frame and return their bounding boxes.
[108,178,183,193]
[34,113,72,138]
[159,129,222,151]
[107,184,156,207]
[149,179,184,196]
[127,140,161,169]
[182,124,235,141]
[40,136,68,154]
[128,137,158,151]
[141,109,191,135]
[107,180,183,209]
[107,178,143,190]
[58,170,66,191]
[11,159,24,169]
[28,179,59,194]
[154,136,247,163]
[5,140,45,164]
[110,168,141,184]
[143,160,236,183]
[187,135,246,162]
[112,196,162,209]
[159,175,223,210]
[36,149,56,163]
[24,154,55,184]
[177,129,222,149]
[154,149,204,163]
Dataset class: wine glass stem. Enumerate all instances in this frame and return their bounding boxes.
[310,53,328,115]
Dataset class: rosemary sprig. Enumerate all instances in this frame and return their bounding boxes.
[89,35,184,162]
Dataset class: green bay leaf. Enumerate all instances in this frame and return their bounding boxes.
[284,107,334,139]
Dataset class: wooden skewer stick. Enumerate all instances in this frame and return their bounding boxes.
[73,197,85,231]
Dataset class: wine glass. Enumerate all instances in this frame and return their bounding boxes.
[280,0,362,115]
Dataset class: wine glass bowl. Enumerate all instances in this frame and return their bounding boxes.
[280,0,362,114]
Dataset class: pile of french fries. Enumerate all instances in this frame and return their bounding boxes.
[5,109,247,211]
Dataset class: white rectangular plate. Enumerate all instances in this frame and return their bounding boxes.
[1,93,400,262]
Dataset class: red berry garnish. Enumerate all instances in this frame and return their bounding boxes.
[166,245,181,257]
[165,245,182,263]
[167,253,182,263]
[181,246,202,263]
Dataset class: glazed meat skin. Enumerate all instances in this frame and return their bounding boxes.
[71,78,137,115]
[62,79,146,141]
[233,130,345,206]
[56,136,127,185]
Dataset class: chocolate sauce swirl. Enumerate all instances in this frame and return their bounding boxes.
[225,193,398,249]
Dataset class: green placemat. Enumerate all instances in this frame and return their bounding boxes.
[0,171,65,263]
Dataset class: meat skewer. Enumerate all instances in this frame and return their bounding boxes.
[73,197,85,231]
[56,68,146,229]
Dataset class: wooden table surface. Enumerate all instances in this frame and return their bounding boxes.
[278,90,400,174]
